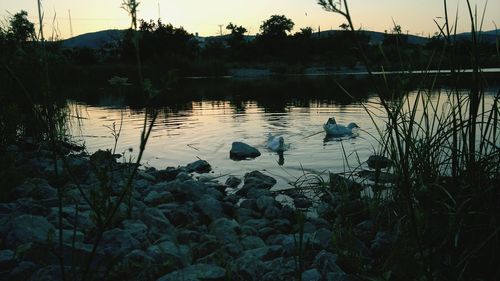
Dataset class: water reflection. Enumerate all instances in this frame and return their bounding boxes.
[69,77,499,188]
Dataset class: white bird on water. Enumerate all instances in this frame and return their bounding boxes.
[323,117,360,137]
[266,133,287,152]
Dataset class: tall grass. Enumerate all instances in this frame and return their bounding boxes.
[319,0,500,279]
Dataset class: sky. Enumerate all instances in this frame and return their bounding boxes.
[1,0,499,39]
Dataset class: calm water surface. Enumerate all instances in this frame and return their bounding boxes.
[69,78,499,188]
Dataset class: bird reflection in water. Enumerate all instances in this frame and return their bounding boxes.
[277,151,285,166]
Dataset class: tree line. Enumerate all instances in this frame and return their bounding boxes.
[1,11,498,75]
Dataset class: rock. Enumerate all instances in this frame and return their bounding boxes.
[28,265,70,281]
[241,235,266,250]
[225,176,242,188]
[314,250,345,276]
[230,142,261,160]
[155,166,182,181]
[159,203,197,226]
[261,257,295,281]
[137,170,156,182]
[234,251,266,280]
[302,221,317,234]
[294,197,313,209]
[123,249,155,267]
[367,155,392,169]
[65,155,90,176]
[233,246,284,280]
[209,218,240,243]
[0,249,15,269]
[302,268,321,281]
[157,263,226,281]
[141,207,175,239]
[178,229,201,244]
[100,228,141,259]
[9,261,37,281]
[122,220,149,243]
[15,198,49,216]
[243,171,277,189]
[263,206,281,220]
[312,228,333,249]
[240,199,258,211]
[89,149,116,168]
[6,215,56,247]
[236,171,277,197]
[191,238,221,260]
[270,219,291,233]
[147,241,190,266]
[144,190,174,206]
[195,195,223,222]
[244,218,269,230]
[256,196,276,212]
[176,172,192,182]
[14,178,57,200]
[185,160,212,174]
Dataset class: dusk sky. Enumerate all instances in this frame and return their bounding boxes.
[1,0,498,39]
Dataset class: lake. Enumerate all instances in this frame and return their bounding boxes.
[68,76,499,189]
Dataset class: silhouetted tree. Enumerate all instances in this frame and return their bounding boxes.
[258,15,294,38]
[120,19,198,63]
[383,24,408,46]
[226,23,247,49]
[294,27,313,38]
[7,11,35,43]
[339,23,350,31]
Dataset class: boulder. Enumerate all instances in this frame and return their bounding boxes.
[0,249,15,269]
[5,215,56,247]
[28,265,70,281]
[100,228,141,259]
[209,218,240,243]
[302,268,321,281]
[185,160,212,174]
[14,178,57,200]
[140,208,175,239]
[225,176,242,188]
[236,171,277,197]
[144,190,174,206]
[314,250,345,276]
[241,235,266,250]
[230,142,261,160]
[9,261,37,281]
[147,241,190,266]
[195,195,223,222]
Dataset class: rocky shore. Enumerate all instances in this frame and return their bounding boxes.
[0,141,395,281]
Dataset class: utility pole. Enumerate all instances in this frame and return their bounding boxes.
[218,24,223,36]
[157,2,161,20]
[68,9,74,38]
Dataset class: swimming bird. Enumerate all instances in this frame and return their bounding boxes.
[266,133,286,152]
[323,117,360,137]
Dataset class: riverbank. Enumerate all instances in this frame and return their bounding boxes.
[0,139,394,281]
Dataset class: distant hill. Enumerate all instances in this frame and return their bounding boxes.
[60,28,498,49]
[454,30,499,44]
[60,29,125,49]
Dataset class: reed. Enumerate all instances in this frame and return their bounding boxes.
[319,0,500,279]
